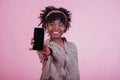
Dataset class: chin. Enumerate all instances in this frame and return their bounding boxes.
[51,36,61,39]
[50,35,61,38]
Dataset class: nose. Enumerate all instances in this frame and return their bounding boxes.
[53,24,59,30]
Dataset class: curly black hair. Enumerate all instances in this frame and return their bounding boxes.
[38,6,71,32]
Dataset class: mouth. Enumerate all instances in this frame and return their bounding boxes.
[49,30,63,38]
[52,31,60,35]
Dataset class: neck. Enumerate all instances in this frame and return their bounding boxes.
[51,37,65,48]
[51,37,63,43]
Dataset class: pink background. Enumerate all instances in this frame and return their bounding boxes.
[0,0,120,80]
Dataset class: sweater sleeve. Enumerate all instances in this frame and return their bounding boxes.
[36,51,48,63]
[68,42,78,60]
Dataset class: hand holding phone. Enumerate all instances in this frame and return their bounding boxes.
[33,28,44,50]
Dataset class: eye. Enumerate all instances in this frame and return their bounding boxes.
[49,23,54,27]
[59,23,64,27]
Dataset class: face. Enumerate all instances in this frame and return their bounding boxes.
[46,19,66,39]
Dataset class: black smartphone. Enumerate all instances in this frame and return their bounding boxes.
[33,28,44,50]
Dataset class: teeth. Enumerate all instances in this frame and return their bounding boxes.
[53,31,59,34]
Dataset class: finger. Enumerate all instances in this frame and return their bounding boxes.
[37,50,46,55]
[31,39,34,43]
[31,39,35,45]
[44,41,48,48]
[44,41,46,44]
[31,43,34,46]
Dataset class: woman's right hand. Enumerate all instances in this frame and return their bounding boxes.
[37,42,51,56]
[29,38,51,56]
[29,38,35,50]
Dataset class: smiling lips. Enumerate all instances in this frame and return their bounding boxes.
[52,31,60,35]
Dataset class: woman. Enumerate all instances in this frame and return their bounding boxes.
[32,6,80,80]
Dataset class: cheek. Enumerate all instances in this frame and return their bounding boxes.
[61,27,66,32]
[46,26,51,31]
[47,25,53,30]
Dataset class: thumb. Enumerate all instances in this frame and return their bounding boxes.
[44,41,48,49]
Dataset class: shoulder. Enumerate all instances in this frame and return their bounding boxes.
[66,41,77,51]
[67,41,77,47]
[63,37,77,48]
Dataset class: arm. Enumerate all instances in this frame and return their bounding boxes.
[36,43,51,63]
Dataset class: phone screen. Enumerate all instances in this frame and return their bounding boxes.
[33,28,44,50]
